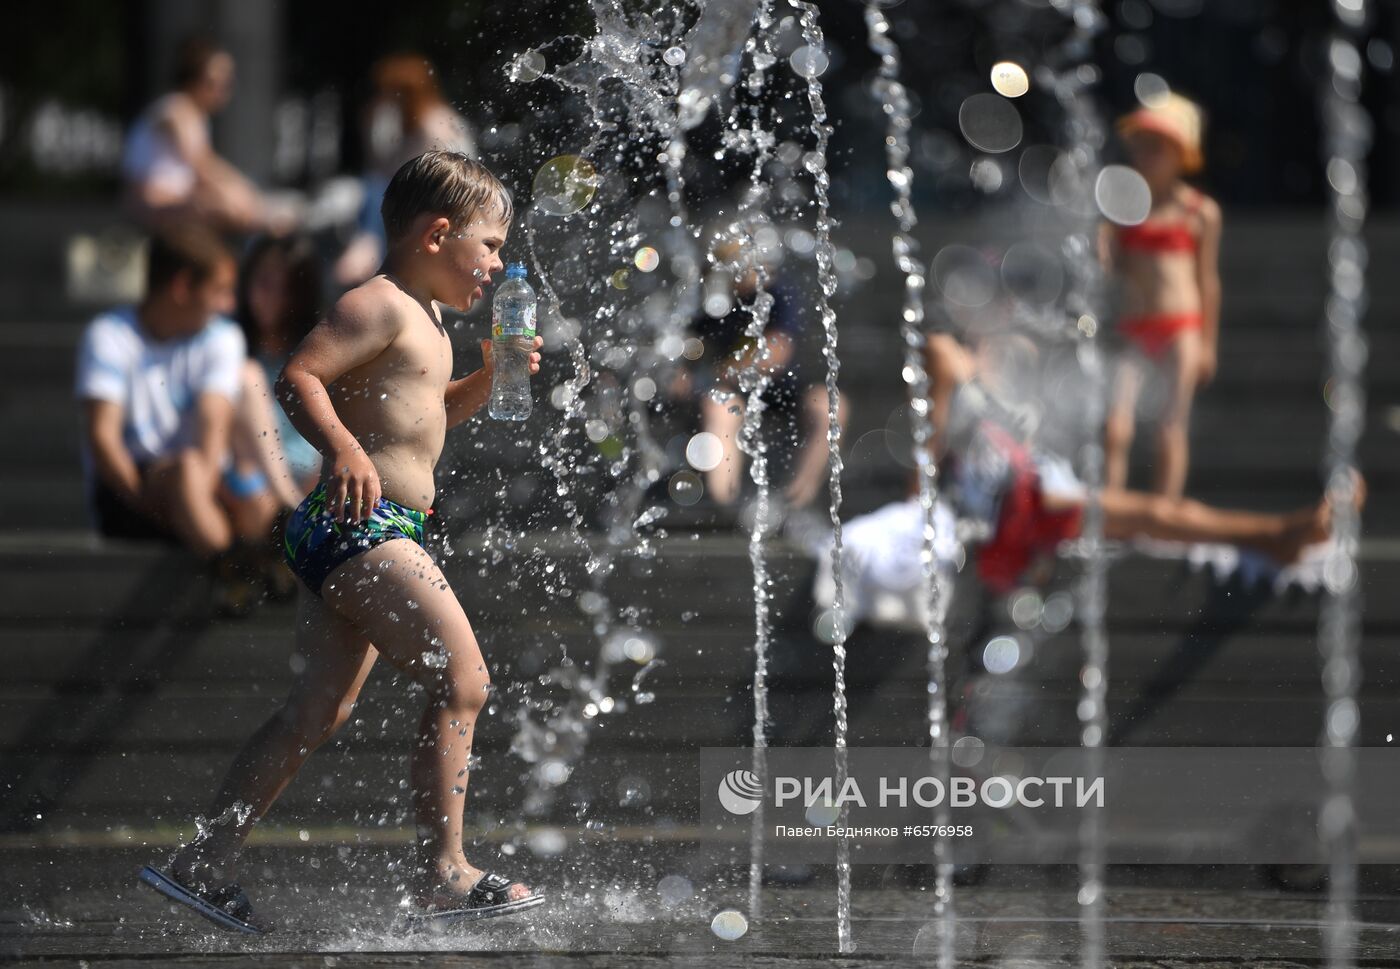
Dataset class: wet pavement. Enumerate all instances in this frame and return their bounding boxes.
[6,842,1400,967]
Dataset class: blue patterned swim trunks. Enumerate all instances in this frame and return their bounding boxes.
[282,483,429,596]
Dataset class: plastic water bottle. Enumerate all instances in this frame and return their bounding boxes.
[489,263,536,421]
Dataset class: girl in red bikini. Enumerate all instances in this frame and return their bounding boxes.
[1102,92,1222,500]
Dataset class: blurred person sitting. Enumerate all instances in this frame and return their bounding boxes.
[1101,91,1222,500]
[121,37,277,236]
[669,226,849,524]
[923,324,1351,595]
[76,228,281,613]
[334,52,478,285]
[229,234,324,514]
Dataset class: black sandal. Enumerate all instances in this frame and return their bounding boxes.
[138,865,274,935]
[403,871,545,927]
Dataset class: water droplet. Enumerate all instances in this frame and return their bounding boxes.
[983,635,1023,675]
[685,432,725,472]
[958,92,1023,153]
[633,246,660,272]
[711,909,749,940]
[789,45,829,79]
[657,874,694,907]
[931,245,997,307]
[667,470,703,506]
[951,735,985,767]
[663,46,686,67]
[990,61,1029,98]
[533,155,600,217]
[969,157,1004,192]
[510,50,546,83]
[1094,164,1152,225]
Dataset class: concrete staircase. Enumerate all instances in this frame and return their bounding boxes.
[0,209,1396,845]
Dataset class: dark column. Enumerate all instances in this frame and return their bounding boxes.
[141,0,280,185]
[215,0,280,184]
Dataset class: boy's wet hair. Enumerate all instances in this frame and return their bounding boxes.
[381,150,513,243]
[146,227,233,294]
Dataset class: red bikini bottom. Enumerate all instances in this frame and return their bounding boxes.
[1118,311,1203,359]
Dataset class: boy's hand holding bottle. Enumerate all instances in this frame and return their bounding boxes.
[488,264,539,421]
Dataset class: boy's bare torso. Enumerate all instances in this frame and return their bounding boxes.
[329,276,453,511]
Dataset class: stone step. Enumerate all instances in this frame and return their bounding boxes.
[3,534,1398,625]
[7,318,1398,392]
[3,620,1397,689]
[0,747,697,829]
[3,677,1397,757]
[8,686,1399,832]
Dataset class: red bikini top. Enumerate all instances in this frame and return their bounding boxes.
[1117,190,1204,254]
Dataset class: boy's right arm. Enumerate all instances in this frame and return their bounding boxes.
[277,289,401,521]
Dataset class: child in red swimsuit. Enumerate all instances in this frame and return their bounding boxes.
[1102,92,1222,500]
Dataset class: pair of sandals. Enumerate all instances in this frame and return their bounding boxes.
[139,864,543,934]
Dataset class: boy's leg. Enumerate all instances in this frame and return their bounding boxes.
[172,591,376,887]
[1153,331,1201,500]
[1104,356,1143,492]
[319,539,534,906]
[142,450,234,558]
[701,390,746,506]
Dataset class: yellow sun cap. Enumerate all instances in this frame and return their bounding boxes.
[1117,91,1205,174]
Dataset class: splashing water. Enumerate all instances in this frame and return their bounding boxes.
[863,4,955,965]
[505,5,712,825]
[1319,2,1371,965]
[784,0,852,953]
[1032,2,1111,966]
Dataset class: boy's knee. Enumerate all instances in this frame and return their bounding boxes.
[435,672,491,717]
[280,698,346,750]
[1144,495,1175,525]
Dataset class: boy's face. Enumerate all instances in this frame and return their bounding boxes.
[434,214,510,311]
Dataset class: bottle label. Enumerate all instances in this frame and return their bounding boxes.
[493,303,536,339]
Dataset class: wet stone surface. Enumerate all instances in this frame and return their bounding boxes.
[4,845,1400,966]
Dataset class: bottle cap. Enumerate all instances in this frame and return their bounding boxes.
[505,263,527,280]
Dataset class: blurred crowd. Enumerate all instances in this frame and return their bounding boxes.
[78,36,849,614]
[77,32,1311,624]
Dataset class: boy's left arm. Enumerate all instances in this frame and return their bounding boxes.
[1196,198,1223,384]
[445,336,544,428]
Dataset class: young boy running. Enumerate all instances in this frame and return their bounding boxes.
[140,150,545,932]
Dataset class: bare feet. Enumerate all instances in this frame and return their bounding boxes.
[1258,472,1367,565]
